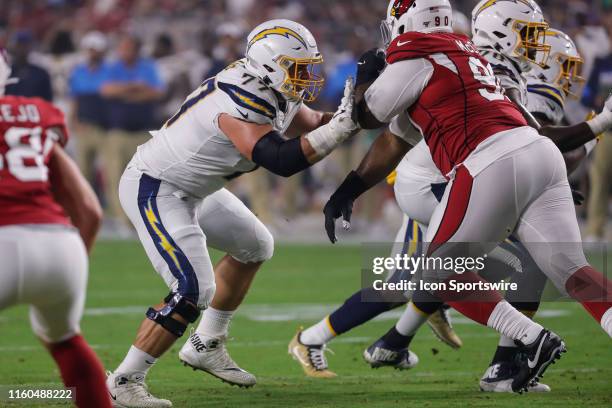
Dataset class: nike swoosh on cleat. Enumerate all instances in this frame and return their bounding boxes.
[236,108,249,120]
[109,392,117,401]
[291,346,312,367]
[397,40,412,47]
[145,359,155,365]
[528,334,546,369]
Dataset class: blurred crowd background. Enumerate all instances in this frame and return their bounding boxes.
[1,0,610,242]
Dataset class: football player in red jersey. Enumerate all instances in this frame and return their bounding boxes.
[0,51,111,407]
[323,0,611,393]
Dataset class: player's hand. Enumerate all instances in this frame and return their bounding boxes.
[323,171,369,243]
[330,77,359,136]
[356,48,386,86]
[323,194,354,244]
[571,189,585,206]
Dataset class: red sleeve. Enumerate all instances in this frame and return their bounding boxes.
[37,99,69,146]
[386,32,472,64]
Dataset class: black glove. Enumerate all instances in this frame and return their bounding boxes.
[571,189,585,206]
[323,171,369,243]
[356,48,386,87]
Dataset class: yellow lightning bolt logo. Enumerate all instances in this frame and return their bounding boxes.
[233,89,274,117]
[476,0,534,18]
[144,199,183,273]
[248,26,307,50]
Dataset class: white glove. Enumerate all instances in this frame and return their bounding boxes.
[306,77,360,157]
[587,93,612,135]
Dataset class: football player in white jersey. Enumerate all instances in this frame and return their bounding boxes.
[106,19,358,407]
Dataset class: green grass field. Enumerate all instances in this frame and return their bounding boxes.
[0,242,610,407]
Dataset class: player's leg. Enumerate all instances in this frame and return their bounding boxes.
[13,227,111,408]
[515,173,612,336]
[480,241,551,392]
[291,215,414,378]
[365,146,567,391]
[179,188,272,387]
[108,166,215,407]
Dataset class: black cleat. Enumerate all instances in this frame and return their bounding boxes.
[512,330,566,393]
[363,339,419,370]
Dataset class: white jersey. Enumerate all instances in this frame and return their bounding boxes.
[133,59,302,198]
[525,76,565,125]
[478,47,528,105]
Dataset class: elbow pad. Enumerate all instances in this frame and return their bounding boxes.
[251,131,310,177]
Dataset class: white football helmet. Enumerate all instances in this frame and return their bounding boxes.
[245,19,323,102]
[472,0,551,69]
[381,0,453,46]
[534,29,584,98]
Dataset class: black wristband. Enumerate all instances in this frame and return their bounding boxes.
[331,171,369,201]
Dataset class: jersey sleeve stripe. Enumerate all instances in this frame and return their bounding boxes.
[527,84,565,108]
[217,82,276,119]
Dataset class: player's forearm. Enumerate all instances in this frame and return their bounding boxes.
[355,129,411,188]
[563,146,587,175]
[540,122,597,153]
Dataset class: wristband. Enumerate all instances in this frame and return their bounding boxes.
[331,171,369,202]
[305,120,351,157]
[584,138,599,156]
[586,110,612,136]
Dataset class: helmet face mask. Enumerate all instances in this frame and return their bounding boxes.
[245,20,324,103]
[277,55,324,102]
[513,20,550,67]
[535,29,585,99]
[558,56,585,98]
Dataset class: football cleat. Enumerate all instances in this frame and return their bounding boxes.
[363,339,419,370]
[427,306,463,349]
[179,330,256,388]
[479,361,551,393]
[106,371,172,408]
[512,329,566,393]
[288,329,337,378]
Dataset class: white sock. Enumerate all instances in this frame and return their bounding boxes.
[396,302,430,336]
[601,307,612,337]
[196,307,234,338]
[498,335,517,348]
[487,301,543,345]
[115,345,157,377]
[300,316,336,346]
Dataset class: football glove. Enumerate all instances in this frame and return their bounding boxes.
[323,171,368,243]
[586,92,612,135]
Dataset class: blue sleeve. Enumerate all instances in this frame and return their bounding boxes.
[582,58,601,109]
[141,60,164,90]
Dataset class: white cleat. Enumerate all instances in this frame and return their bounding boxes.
[479,363,551,393]
[106,371,172,408]
[179,330,256,388]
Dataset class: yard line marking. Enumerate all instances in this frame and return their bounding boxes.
[77,304,571,323]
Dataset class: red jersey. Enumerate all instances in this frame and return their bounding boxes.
[386,32,528,175]
[0,95,70,226]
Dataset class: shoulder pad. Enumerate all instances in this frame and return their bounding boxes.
[216,60,278,123]
[387,32,477,64]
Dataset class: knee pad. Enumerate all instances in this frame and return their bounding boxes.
[146,292,201,337]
